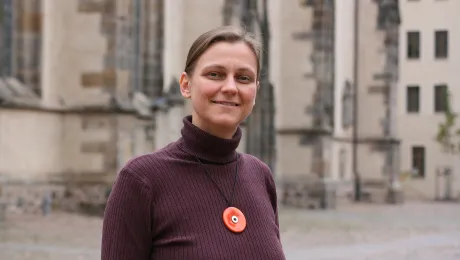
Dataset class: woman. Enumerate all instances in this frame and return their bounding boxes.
[101,25,286,260]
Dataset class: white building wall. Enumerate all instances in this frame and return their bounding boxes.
[398,0,460,199]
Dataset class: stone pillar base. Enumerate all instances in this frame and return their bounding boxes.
[385,188,404,204]
[280,175,337,210]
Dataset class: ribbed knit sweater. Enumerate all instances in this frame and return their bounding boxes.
[101,115,286,260]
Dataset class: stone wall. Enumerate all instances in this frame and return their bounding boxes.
[0,106,154,218]
[0,180,111,216]
[0,181,65,215]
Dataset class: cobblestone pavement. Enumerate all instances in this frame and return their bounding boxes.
[0,202,459,259]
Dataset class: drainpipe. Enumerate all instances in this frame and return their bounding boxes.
[352,0,361,201]
[133,0,142,92]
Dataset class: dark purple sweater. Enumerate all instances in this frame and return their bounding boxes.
[101,116,286,259]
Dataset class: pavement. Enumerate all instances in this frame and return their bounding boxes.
[0,201,459,259]
[280,202,460,259]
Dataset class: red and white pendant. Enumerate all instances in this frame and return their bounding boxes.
[222,207,246,233]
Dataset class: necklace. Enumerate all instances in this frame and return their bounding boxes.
[194,153,246,233]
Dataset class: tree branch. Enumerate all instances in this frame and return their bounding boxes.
[435,89,459,154]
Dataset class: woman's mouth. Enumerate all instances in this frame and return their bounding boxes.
[212,101,240,107]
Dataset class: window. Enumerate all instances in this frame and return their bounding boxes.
[435,30,448,58]
[406,85,420,113]
[0,0,14,76]
[411,146,425,178]
[376,1,401,29]
[407,31,420,59]
[342,80,353,128]
[434,84,447,112]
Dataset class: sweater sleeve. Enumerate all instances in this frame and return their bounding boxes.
[101,166,153,260]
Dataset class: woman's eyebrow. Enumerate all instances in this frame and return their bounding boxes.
[236,67,256,75]
[202,64,226,71]
[201,64,256,74]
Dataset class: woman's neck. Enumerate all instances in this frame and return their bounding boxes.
[191,113,238,140]
[179,115,242,164]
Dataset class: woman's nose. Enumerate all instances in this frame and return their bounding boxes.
[222,78,238,93]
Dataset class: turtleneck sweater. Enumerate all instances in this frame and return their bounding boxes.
[101,115,286,260]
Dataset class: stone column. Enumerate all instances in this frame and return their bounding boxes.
[154,110,169,150]
[163,0,184,93]
[41,0,108,108]
[154,78,185,150]
[331,0,355,181]
[41,0,67,108]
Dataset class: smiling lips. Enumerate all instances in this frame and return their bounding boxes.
[212,101,240,107]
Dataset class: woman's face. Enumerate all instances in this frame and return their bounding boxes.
[180,41,259,138]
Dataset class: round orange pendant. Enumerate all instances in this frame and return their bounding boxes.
[222,207,246,233]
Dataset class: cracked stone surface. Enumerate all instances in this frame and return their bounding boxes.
[1,202,459,259]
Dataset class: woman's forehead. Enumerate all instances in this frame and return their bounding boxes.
[195,42,258,71]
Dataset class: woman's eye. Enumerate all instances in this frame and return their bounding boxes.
[238,76,253,83]
[207,72,222,79]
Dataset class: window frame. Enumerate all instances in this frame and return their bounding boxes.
[407,31,421,59]
[406,85,420,113]
[411,146,425,178]
[434,30,448,59]
[434,84,448,113]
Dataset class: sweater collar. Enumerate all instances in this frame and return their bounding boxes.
[180,115,241,164]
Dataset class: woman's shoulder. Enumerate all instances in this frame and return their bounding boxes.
[119,142,181,181]
[239,153,277,192]
[239,153,273,176]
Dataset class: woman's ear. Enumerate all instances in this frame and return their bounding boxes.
[256,80,260,90]
[179,72,191,99]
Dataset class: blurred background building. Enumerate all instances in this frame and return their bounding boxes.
[0,0,458,212]
[0,0,154,187]
[397,0,460,200]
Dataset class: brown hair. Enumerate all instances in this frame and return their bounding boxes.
[184,26,262,80]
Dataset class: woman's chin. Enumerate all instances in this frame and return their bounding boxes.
[208,114,242,128]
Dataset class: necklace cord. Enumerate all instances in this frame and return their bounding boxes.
[195,153,239,207]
